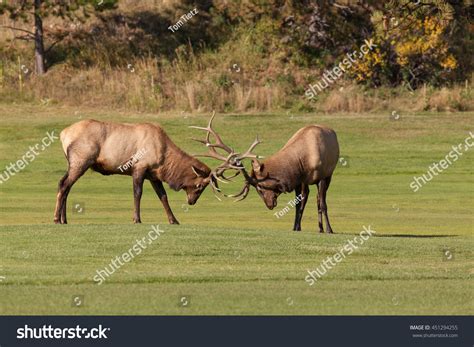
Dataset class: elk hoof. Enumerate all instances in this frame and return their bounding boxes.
[133,219,142,224]
[169,219,180,225]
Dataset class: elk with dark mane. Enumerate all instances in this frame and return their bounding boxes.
[54,118,224,224]
[193,115,340,232]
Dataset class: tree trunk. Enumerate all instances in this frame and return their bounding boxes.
[34,0,46,75]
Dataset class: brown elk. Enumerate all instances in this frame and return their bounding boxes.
[193,118,340,232]
[53,119,224,224]
[246,125,339,232]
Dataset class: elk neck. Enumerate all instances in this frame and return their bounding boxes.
[263,149,304,192]
[160,142,207,189]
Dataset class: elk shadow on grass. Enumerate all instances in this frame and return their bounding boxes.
[338,233,458,238]
[373,234,459,238]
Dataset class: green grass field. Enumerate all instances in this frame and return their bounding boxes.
[0,104,473,315]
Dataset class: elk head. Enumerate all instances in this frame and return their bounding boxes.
[242,160,281,209]
[185,165,215,205]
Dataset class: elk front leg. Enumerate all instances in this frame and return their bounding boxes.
[150,180,179,225]
[293,184,309,231]
[132,169,146,224]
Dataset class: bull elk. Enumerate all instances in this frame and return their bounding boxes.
[246,125,339,232]
[193,116,340,232]
[53,119,225,224]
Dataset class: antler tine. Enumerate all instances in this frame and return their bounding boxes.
[189,111,233,155]
[237,135,262,161]
[190,112,235,163]
[206,111,232,152]
[191,138,208,145]
[191,138,233,156]
[189,111,216,132]
[213,172,230,184]
[210,166,240,183]
[220,169,240,181]
[209,175,222,201]
[225,182,250,202]
[233,189,250,202]
[208,170,235,201]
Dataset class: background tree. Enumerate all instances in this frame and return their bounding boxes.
[349,0,472,87]
[0,0,116,74]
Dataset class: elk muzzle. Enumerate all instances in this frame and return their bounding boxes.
[260,189,278,210]
[186,191,200,205]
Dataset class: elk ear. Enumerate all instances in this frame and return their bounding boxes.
[251,159,263,173]
[191,165,207,178]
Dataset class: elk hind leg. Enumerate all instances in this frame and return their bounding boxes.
[54,173,69,224]
[320,176,334,234]
[55,161,91,224]
[316,181,324,233]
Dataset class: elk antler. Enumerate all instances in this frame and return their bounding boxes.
[225,181,251,202]
[190,111,262,201]
[189,111,233,162]
[222,135,262,201]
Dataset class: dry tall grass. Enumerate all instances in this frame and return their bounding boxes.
[2,57,473,113]
[320,83,473,114]
[1,1,473,114]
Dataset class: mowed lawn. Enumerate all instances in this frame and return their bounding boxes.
[0,104,473,315]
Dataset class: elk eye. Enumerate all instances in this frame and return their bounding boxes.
[195,183,202,189]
